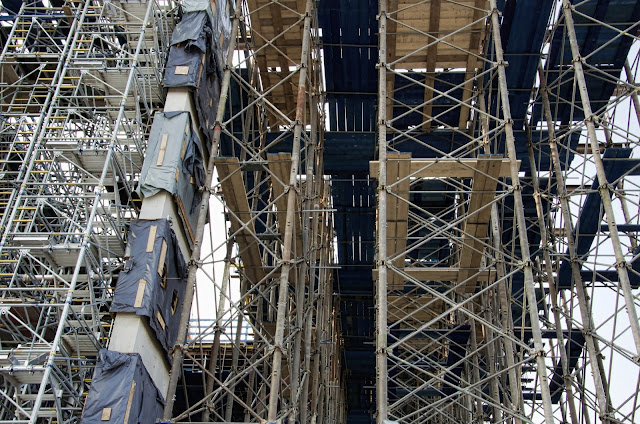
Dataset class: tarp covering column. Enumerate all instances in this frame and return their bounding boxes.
[81,349,164,424]
[163,0,233,149]
[137,112,205,247]
[111,219,188,353]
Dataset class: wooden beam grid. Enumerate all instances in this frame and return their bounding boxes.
[372,155,513,293]
[246,0,308,126]
[392,1,489,67]
[386,0,489,132]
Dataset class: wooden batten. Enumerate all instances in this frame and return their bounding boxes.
[267,153,304,257]
[373,267,495,283]
[388,294,445,323]
[215,157,267,283]
[386,153,411,289]
[456,156,503,292]
[370,158,516,179]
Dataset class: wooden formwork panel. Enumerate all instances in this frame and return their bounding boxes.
[392,0,488,61]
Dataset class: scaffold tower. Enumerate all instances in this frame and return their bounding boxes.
[0,1,639,424]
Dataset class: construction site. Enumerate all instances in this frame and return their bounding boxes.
[0,0,640,423]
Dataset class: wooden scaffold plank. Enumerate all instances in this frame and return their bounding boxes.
[215,157,267,283]
[267,152,303,257]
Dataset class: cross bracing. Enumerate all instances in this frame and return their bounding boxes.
[0,1,639,424]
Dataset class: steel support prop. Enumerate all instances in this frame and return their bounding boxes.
[376,1,389,423]
[489,1,556,422]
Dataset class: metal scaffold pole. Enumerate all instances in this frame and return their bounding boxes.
[4,0,640,422]
[267,0,313,419]
[0,1,177,421]
[154,0,335,422]
[375,1,389,423]
[488,1,556,421]
[537,63,612,423]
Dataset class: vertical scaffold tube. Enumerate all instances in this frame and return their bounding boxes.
[376,1,389,423]
[202,237,234,422]
[478,92,524,421]
[267,0,314,420]
[488,1,556,422]
[526,139,581,424]
[537,63,613,422]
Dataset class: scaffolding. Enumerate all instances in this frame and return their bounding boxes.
[0,1,175,422]
[1,0,640,424]
[373,0,640,423]
[161,0,342,423]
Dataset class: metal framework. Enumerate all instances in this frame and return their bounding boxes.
[0,1,175,422]
[161,0,342,423]
[1,0,640,423]
[374,0,640,423]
